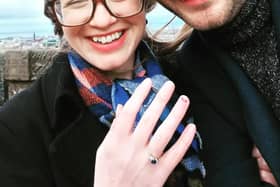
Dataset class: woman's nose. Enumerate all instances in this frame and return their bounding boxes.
[88,3,117,28]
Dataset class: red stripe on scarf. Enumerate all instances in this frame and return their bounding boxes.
[80,87,112,108]
[82,68,112,87]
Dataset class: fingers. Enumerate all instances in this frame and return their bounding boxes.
[96,78,198,187]
[110,78,152,135]
[148,95,190,157]
[257,156,270,171]
[252,146,270,171]
[252,146,278,186]
[133,81,175,144]
[160,124,196,172]
[252,145,261,158]
[260,170,279,187]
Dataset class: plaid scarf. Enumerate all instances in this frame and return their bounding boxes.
[68,41,205,177]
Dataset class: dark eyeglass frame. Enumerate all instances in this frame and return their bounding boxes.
[49,0,145,27]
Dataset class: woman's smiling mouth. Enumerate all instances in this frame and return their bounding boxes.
[92,31,123,44]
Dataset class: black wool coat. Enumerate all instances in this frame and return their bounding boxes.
[165,0,280,186]
[0,53,108,187]
[0,52,194,187]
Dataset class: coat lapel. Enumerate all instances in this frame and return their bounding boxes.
[44,55,108,186]
[208,43,280,183]
[177,32,245,131]
[49,109,107,187]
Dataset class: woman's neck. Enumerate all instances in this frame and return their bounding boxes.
[103,55,136,80]
[103,69,134,80]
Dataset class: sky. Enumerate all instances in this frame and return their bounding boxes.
[0,0,44,19]
[0,0,178,20]
[0,0,183,37]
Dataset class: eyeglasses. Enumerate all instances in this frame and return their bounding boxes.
[53,0,145,27]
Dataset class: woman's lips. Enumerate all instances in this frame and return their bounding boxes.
[89,30,126,53]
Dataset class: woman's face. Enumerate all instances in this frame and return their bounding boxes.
[62,0,146,79]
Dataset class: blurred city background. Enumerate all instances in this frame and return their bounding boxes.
[0,0,184,51]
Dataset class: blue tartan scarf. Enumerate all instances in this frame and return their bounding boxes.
[68,41,206,177]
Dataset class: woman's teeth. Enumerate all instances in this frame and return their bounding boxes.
[92,32,123,44]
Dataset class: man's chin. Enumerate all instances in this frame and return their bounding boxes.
[184,14,232,31]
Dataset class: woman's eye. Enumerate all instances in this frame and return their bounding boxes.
[63,0,89,8]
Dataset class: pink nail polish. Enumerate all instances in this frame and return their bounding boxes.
[180,95,189,103]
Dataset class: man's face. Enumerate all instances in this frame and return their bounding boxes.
[158,0,246,30]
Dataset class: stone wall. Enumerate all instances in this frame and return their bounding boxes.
[0,52,5,104]
[0,49,58,104]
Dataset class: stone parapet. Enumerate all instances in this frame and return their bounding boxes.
[0,52,5,104]
[0,49,58,104]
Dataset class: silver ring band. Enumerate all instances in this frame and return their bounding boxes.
[148,154,159,164]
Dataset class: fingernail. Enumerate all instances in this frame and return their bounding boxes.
[165,80,175,86]
[143,78,151,84]
[188,123,196,128]
[180,95,189,103]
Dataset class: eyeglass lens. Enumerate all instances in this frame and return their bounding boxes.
[54,0,143,26]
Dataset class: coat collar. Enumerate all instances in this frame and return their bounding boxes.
[177,32,246,131]
[42,52,85,130]
[207,42,280,184]
[271,0,280,58]
[43,53,107,186]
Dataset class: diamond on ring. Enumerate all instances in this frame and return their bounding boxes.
[148,154,159,164]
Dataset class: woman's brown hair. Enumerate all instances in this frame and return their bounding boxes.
[146,21,193,56]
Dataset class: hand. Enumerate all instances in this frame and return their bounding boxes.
[94,78,196,187]
[252,145,279,187]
